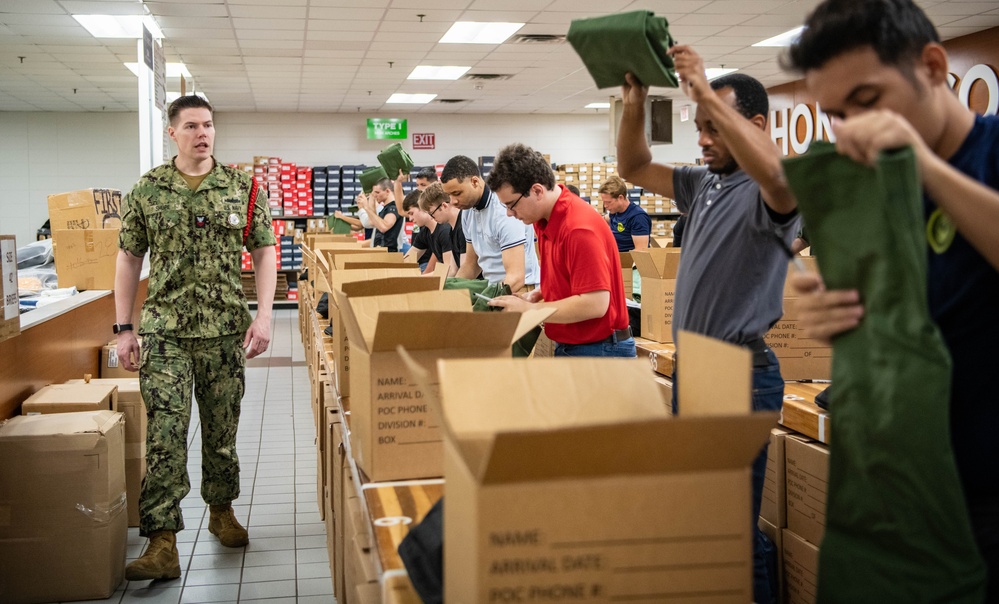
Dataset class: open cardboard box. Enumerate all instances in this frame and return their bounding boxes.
[21,382,119,415]
[632,248,682,343]
[435,331,777,602]
[333,288,551,482]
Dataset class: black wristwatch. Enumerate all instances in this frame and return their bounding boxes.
[113,323,133,334]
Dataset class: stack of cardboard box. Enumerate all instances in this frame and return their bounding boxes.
[47,189,122,291]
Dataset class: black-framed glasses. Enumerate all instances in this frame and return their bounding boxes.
[429,203,444,218]
[503,193,525,212]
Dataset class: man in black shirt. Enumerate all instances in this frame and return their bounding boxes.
[402,190,454,275]
[360,178,403,252]
[420,182,467,271]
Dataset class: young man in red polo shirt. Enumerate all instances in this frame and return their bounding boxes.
[487,143,635,357]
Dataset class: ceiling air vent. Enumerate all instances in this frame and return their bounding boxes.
[511,34,567,45]
[435,99,469,104]
[461,73,514,81]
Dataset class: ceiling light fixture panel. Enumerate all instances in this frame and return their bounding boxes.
[439,22,524,44]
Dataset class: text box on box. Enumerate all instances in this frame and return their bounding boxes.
[412,133,435,150]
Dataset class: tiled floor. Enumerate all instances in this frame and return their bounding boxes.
[74,309,334,604]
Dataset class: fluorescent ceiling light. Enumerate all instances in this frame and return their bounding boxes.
[706,68,738,80]
[439,22,524,44]
[387,93,437,104]
[74,14,165,39]
[408,65,471,80]
[585,102,610,109]
[124,62,192,78]
[752,26,805,47]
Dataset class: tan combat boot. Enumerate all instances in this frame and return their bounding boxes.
[209,504,249,547]
[125,530,181,581]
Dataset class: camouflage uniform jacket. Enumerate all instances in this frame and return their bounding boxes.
[119,158,276,338]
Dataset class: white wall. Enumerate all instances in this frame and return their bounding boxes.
[0,109,702,246]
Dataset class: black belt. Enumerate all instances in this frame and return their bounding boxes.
[599,326,633,345]
[744,338,773,367]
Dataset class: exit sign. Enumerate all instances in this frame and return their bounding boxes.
[413,133,435,150]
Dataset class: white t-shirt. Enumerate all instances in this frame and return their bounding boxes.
[462,187,540,286]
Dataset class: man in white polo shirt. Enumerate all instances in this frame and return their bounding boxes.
[440,155,540,291]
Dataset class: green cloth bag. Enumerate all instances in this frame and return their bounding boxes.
[377,143,414,180]
[567,10,678,90]
[359,166,388,195]
[327,216,353,235]
[443,278,542,357]
[783,142,986,603]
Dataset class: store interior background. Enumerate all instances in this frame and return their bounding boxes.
[1,0,997,246]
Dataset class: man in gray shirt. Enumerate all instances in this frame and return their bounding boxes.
[618,45,799,604]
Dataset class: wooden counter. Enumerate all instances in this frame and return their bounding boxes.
[0,279,147,420]
[780,382,831,444]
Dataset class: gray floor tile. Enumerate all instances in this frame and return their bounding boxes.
[236,580,296,600]
[250,493,294,505]
[296,562,332,580]
[182,567,243,586]
[69,589,125,603]
[248,513,296,527]
[240,564,296,583]
[295,534,326,550]
[187,553,245,570]
[246,524,295,539]
[243,550,297,567]
[295,548,329,565]
[193,539,244,556]
[121,585,182,603]
[244,536,296,552]
[296,595,338,604]
[178,583,240,603]
[297,577,335,597]
[249,503,291,516]
[295,523,326,536]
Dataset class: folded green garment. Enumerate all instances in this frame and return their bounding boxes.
[783,142,987,603]
[567,10,678,89]
[377,143,414,180]
[443,278,542,357]
[359,166,388,194]
[327,216,353,235]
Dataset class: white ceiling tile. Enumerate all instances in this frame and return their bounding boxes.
[307,7,386,20]
[59,1,148,15]
[306,30,375,42]
[232,18,305,30]
[0,1,66,14]
[237,29,306,40]
[545,0,631,10]
[230,5,308,19]
[382,9,461,23]
[145,3,229,18]
[457,10,540,21]
[306,19,379,31]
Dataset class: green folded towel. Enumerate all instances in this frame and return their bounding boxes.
[443,278,542,357]
[377,143,414,180]
[359,166,388,194]
[327,216,353,234]
[567,10,678,90]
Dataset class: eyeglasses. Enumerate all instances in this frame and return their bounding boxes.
[503,193,524,212]
[429,203,444,218]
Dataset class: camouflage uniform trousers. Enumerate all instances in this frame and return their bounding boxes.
[138,333,245,536]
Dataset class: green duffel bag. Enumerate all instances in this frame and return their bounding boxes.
[567,10,678,90]
[358,165,388,194]
[377,143,414,180]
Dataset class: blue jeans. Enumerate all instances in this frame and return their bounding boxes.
[554,337,637,358]
[672,348,784,604]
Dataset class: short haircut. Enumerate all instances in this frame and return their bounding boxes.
[783,0,939,74]
[374,178,393,192]
[401,189,423,212]
[415,167,438,183]
[419,182,448,213]
[598,175,628,198]
[168,95,213,125]
[710,73,768,121]
[486,143,556,195]
[440,155,480,184]
[566,184,581,197]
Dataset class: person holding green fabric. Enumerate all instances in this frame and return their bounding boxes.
[785,0,999,599]
[617,44,799,604]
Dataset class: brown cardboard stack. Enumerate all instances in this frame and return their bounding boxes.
[436,332,776,601]
[333,288,550,482]
[764,257,833,380]
[100,339,142,379]
[780,436,829,604]
[20,382,118,415]
[632,248,682,343]
[65,378,147,527]
[0,411,127,604]
[619,252,634,301]
[1,235,20,343]
[783,528,820,604]
[48,189,123,290]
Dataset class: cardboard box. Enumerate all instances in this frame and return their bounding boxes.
[632,249,682,343]
[783,529,819,604]
[436,332,777,602]
[47,189,122,231]
[762,427,793,529]
[533,329,555,358]
[785,436,829,547]
[634,337,675,377]
[0,411,127,604]
[64,378,146,527]
[334,288,549,482]
[1,235,19,343]
[100,339,142,379]
[764,258,832,380]
[20,382,119,415]
[332,422,351,604]
[620,252,634,301]
[780,382,831,444]
[51,228,119,290]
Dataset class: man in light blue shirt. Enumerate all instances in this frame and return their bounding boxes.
[440,155,540,291]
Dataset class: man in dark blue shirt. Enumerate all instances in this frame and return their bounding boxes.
[599,175,651,252]
[788,0,999,598]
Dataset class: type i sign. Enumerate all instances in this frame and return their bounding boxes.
[367,118,407,140]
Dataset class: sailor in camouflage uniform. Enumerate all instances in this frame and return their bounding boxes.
[113,95,276,581]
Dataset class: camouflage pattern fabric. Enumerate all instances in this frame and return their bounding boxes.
[138,334,245,536]
[119,158,276,338]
